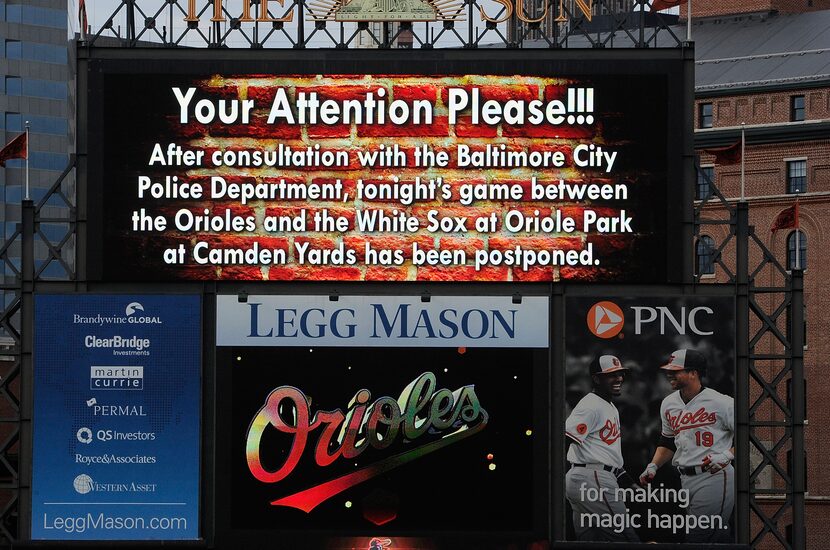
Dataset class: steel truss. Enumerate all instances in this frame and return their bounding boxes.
[82,0,684,49]
[0,10,805,544]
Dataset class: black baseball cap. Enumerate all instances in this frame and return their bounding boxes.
[589,355,629,375]
[660,349,707,372]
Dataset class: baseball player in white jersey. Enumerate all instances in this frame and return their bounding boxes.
[565,355,639,542]
[640,349,735,543]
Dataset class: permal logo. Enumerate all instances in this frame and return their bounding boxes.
[587,301,624,338]
[90,366,144,390]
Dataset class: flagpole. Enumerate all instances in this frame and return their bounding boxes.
[740,123,745,201]
[795,199,801,270]
[25,121,30,201]
[687,0,692,41]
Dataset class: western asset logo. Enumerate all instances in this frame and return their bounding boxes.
[73,301,163,326]
[587,300,715,338]
[90,366,144,390]
[72,474,157,495]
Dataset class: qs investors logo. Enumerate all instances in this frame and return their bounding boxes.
[76,428,93,444]
[587,301,624,339]
[246,372,488,513]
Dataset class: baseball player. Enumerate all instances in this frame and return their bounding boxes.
[639,349,735,543]
[565,355,639,542]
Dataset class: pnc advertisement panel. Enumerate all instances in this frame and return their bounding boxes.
[564,295,735,544]
[215,295,548,545]
[32,295,201,540]
[87,53,685,283]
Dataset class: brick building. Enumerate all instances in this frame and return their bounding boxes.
[690,7,830,547]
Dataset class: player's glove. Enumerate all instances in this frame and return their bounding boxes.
[616,470,640,490]
[702,450,734,474]
[639,463,658,485]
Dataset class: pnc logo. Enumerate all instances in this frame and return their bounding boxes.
[587,301,624,339]
[125,302,144,316]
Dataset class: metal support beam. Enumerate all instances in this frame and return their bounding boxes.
[18,200,34,540]
[736,201,750,545]
[791,269,805,549]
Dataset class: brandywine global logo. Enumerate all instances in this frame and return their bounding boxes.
[73,301,163,326]
[245,372,488,512]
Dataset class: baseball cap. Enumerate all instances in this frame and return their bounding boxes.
[660,349,707,372]
[589,355,629,375]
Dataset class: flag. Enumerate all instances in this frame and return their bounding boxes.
[650,0,687,12]
[771,202,799,233]
[0,133,27,167]
[700,140,742,165]
[79,0,88,40]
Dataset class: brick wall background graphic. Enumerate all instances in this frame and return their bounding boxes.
[100,74,671,282]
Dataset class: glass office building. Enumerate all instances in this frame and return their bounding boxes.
[0,0,73,281]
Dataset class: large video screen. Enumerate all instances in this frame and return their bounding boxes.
[32,295,201,540]
[86,52,686,282]
[564,295,735,544]
[214,295,549,545]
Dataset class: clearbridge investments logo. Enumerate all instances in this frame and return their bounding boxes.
[73,301,163,326]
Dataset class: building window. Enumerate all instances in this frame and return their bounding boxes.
[696,235,716,276]
[5,40,66,64]
[4,113,22,133]
[787,230,807,270]
[786,160,807,194]
[699,103,713,128]
[696,166,714,200]
[5,5,67,29]
[5,77,21,96]
[791,96,805,121]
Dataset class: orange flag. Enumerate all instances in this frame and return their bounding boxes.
[771,203,799,233]
[0,133,27,167]
[651,0,687,11]
[700,140,741,165]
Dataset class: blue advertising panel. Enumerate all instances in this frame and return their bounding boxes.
[32,295,201,540]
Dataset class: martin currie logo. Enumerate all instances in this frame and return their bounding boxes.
[73,302,163,326]
[245,372,488,512]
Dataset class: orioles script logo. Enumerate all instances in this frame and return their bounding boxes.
[598,419,620,445]
[246,372,488,512]
[665,407,717,434]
